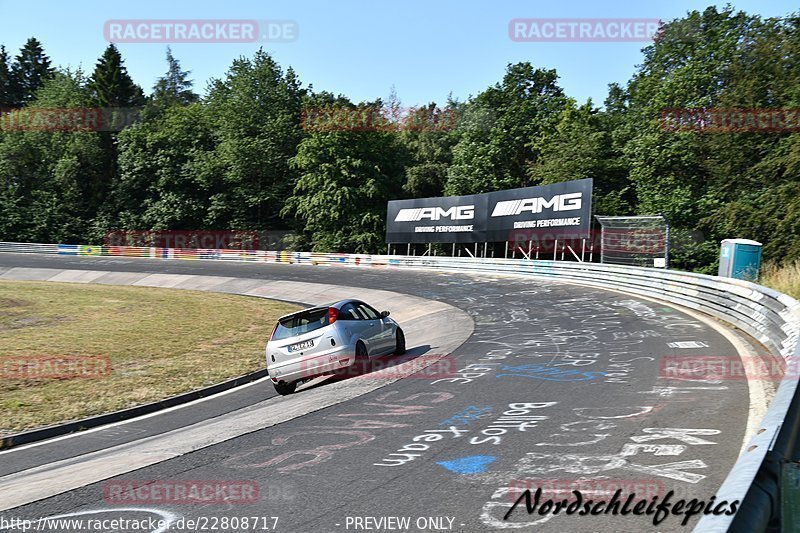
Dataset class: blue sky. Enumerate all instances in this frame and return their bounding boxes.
[1,0,797,108]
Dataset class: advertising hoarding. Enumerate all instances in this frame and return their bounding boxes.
[386,179,592,244]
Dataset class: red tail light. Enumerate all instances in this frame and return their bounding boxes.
[270,322,279,340]
[328,307,339,325]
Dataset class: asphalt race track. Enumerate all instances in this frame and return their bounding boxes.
[0,254,764,532]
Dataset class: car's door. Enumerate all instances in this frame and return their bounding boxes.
[355,302,393,354]
[339,302,381,354]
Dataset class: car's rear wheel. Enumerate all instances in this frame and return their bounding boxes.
[353,341,369,374]
[273,380,297,396]
[395,328,406,355]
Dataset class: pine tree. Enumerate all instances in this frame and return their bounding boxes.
[82,45,145,222]
[8,38,54,106]
[0,46,10,107]
[152,47,198,106]
[87,44,145,107]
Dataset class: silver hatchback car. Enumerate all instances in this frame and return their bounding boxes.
[266,299,406,395]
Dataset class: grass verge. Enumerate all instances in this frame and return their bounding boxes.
[0,280,299,434]
[761,261,800,300]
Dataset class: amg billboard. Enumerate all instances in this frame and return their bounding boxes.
[386,178,593,244]
[385,193,488,243]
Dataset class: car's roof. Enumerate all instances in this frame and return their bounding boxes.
[330,298,367,308]
[275,299,368,321]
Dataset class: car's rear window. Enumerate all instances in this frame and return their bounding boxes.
[272,308,329,340]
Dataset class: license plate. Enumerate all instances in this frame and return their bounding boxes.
[288,340,314,352]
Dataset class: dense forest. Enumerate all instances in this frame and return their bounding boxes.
[0,6,799,273]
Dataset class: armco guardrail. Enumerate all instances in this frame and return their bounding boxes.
[2,242,799,531]
[0,242,59,254]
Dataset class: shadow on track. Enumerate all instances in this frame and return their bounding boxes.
[301,345,435,391]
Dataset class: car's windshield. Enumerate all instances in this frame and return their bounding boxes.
[272,308,329,340]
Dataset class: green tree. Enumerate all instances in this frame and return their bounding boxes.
[0,46,11,107]
[87,44,145,107]
[8,38,54,107]
[82,45,146,222]
[620,7,800,269]
[197,49,306,230]
[109,103,214,232]
[283,101,408,252]
[619,8,752,269]
[529,98,631,215]
[0,69,104,243]
[151,47,198,108]
[445,63,567,196]
[401,101,460,198]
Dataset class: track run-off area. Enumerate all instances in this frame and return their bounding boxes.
[0,253,770,532]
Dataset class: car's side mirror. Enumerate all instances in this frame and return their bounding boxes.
[380,310,390,318]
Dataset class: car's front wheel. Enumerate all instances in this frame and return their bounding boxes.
[273,380,297,396]
[395,328,406,355]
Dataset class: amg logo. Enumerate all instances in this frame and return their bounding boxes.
[395,205,475,222]
[491,192,582,217]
